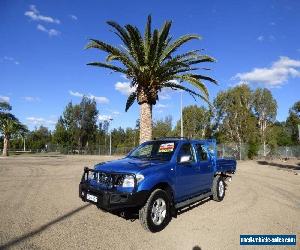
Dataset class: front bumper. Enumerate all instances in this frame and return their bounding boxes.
[79,182,149,211]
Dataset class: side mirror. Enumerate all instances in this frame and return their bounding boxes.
[179,155,191,163]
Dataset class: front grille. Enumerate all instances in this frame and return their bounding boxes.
[82,168,135,188]
[97,172,112,185]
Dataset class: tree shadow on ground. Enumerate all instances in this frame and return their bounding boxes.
[257,160,300,171]
[0,204,91,249]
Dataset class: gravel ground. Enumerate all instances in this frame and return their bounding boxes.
[0,155,299,250]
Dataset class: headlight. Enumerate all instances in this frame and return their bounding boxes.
[122,175,135,187]
[136,174,144,183]
[122,174,144,188]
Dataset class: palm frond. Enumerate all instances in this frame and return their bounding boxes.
[125,25,145,65]
[163,82,210,105]
[189,74,218,85]
[160,34,201,62]
[155,20,172,64]
[87,62,127,74]
[185,55,216,65]
[106,21,131,48]
[144,15,152,53]
[125,92,137,111]
[86,39,137,71]
[173,75,209,98]
[148,29,159,65]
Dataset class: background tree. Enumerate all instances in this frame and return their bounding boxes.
[86,15,216,143]
[153,116,173,139]
[52,97,99,151]
[0,102,28,156]
[213,85,257,159]
[52,117,69,147]
[269,122,293,146]
[174,105,211,138]
[253,88,277,156]
[27,126,52,151]
[96,120,109,153]
[286,101,300,144]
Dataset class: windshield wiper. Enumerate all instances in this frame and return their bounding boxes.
[147,156,168,161]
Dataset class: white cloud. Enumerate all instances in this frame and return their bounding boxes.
[257,35,275,42]
[89,94,109,104]
[233,56,300,87]
[158,88,171,100]
[112,111,120,115]
[0,96,10,103]
[69,14,78,20]
[69,90,109,104]
[273,57,300,68]
[23,96,40,102]
[257,35,264,41]
[120,74,128,80]
[69,90,82,97]
[168,79,180,85]
[37,24,60,36]
[25,5,60,24]
[155,103,168,109]
[159,93,170,100]
[2,56,19,65]
[26,117,56,126]
[115,82,136,95]
[98,115,112,121]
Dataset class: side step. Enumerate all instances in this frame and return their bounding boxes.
[175,191,212,209]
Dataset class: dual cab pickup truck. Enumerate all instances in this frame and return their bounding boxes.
[79,138,236,232]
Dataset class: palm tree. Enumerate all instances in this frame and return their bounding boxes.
[86,15,217,143]
[0,102,27,156]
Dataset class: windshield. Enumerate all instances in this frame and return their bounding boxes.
[128,141,178,161]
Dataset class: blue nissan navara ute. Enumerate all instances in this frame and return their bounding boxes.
[79,138,236,232]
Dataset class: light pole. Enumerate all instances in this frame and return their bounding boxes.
[108,118,113,155]
[180,91,183,137]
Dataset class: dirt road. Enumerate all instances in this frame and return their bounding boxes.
[0,155,299,250]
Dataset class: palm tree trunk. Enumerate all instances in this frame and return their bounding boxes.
[3,136,9,156]
[139,103,152,143]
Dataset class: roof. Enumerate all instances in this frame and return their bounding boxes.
[152,137,216,144]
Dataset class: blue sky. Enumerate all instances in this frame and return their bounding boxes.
[1,0,300,131]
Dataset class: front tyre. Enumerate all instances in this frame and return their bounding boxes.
[139,189,170,232]
[212,175,225,202]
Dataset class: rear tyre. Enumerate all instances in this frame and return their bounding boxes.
[139,189,170,232]
[212,175,225,202]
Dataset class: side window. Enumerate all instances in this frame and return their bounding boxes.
[196,144,208,161]
[177,143,195,162]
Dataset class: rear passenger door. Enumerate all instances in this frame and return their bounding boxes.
[175,143,204,201]
[195,144,214,191]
